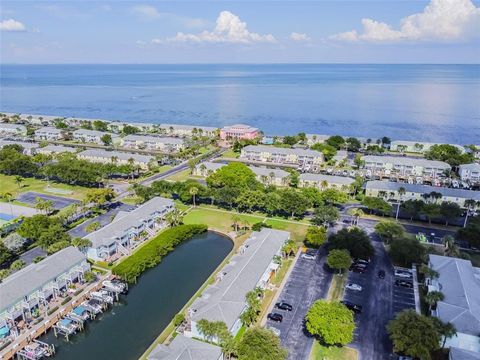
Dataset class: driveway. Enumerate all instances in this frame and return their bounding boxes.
[266,247,333,360]
[20,246,47,266]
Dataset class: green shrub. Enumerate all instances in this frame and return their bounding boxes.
[47,306,59,315]
[112,224,207,282]
[173,313,185,326]
[61,296,71,305]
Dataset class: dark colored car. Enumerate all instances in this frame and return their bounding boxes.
[267,313,283,322]
[275,302,293,311]
[378,270,385,279]
[341,300,363,314]
[350,265,367,273]
[395,280,413,288]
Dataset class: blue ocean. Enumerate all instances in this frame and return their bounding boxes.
[0,64,479,143]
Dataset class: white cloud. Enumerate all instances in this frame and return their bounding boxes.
[166,11,276,44]
[132,5,161,20]
[331,0,480,42]
[0,18,26,32]
[289,32,310,41]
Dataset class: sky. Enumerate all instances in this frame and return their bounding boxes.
[1,0,479,64]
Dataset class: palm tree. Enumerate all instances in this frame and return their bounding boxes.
[320,180,328,190]
[438,321,457,349]
[425,290,444,311]
[443,235,460,257]
[166,209,184,227]
[464,199,477,227]
[231,215,242,232]
[1,192,14,215]
[14,176,23,188]
[189,187,198,207]
[419,264,439,280]
[395,186,406,220]
[347,207,364,226]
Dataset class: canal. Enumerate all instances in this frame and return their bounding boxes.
[39,231,233,360]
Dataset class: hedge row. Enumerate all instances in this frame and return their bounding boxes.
[112,224,208,282]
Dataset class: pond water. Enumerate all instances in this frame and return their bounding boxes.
[39,231,232,360]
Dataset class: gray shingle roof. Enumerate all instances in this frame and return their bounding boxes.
[249,166,289,178]
[242,145,323,158]
[37,145,76,153]
[78,149,154,164]
[73,129,119,138]
[124,135,184,145]
[362,155,450,169]
[148,334,222,360]
[190,228,289,329]
[0,140,39,150]
[365,181,480,201]
[459,163,480,172]
[429,255,480,336]
[449,347,480,360]
[0,247,85,312]
[300,173,354,186]
[84,197,174,248]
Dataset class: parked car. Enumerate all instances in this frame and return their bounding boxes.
[275,302,293,311]
[302,253,316,260]
[394,270,412,278]
[341,301,363,314]
[354,259,370,266]
[350,266,367,273]
[266,325,281,337]
[267,313,283,323]
[378,270,385,279]
[345,283,362,292]
[395,280,413,288]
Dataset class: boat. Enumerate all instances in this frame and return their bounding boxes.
[102,279,127,293]
[17,340,55,359]
[70,305,90,320]
[82,298,104,315]
[90,290,114,304]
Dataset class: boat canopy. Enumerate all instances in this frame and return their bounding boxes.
[73,306,87,315]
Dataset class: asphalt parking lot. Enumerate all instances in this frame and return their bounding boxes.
[392,268,416,313]
[17,192,80,210]
[266,247,333,360]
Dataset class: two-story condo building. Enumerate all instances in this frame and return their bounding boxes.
[425,255,480,354]
[85,197,174,261]
[0,140,39,155]
[299,173,354,190]
[36,145,77,155]
[72,129,120,144]
[240,145,324,170]
[0,247,90,324]
[362,155,451,178]
[0,123,27,137]
[77,149,156,170]
[122,135,184,153]
[185,228,289,340]
[459,163,480,183]
[160,124,218,137]
[220,124,259,140]
[365,181,480,207]
[34,126,65,141]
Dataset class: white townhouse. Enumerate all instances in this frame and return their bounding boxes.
[240,145,324,170]
[148,334,223,360]
[426,255,480,353]
[0,123,27,137]
[72,129,120,144]
[36,145,77,155]
[160,123,218,137]
[0,140,39,155]
[390,140,465,154]
[299,173,354,190]
[194,161,290,186]
[459,163,480,183]
[34,126,65,141]
[85,197,175,261]
[361,155,451,178]
[77,149,156,170]
[186,228,289,340]
[122,134,184,153]
[365,180,480,207]
[0,247,90,324]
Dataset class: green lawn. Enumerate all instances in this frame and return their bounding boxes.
[183,207,264,233]
[165,169,192,182]
[265,218,310,242]
[310,342,358,360]
[327,274,347,301]
[220,149,240,158]
[0,174,90,201]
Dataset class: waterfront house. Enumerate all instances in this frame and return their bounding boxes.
[0,247,90,324]
[84,197,175,261]
[240,145,324,170]
[425,254,480,353]
[122,134,184,152]
[36,145,77,155]
[459,163,480,183]
[0,123,27,137]
[77,149,156,170]
[361,155,450,178]
[72,129,120,144]
[299,173,354,190]
[0,140,39,155]
[148,334,223,360]
[34,127,65,141]
[186,228,289,340]
[390,140,465,154]
[160,123,218,137]
[365,181,480,207]
[220,124,259,140]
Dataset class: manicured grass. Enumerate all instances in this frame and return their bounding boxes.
[0,174,90,201]
[310,342,358,360]
[327,274,347,301]
[165,169,192,182]
[220,149,239,158]
[183,207,264,233]
[265,218,309,242]
[462,250,480,267]
[121,196,142,205]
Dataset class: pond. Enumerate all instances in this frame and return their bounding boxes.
[39,231,233,360]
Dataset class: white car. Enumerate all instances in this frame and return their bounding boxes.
[301,253,316,260]
[394,270,412,278]
[345,283,362,292]
[266,326,281,337]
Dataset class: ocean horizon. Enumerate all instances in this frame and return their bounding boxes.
[1,63,479,143]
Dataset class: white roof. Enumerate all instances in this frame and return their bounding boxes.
[124,134,184,145]
[0,247,85,312]
[35,126,63,134]
[429,254,480,336]
[148,334,222,360]
[73,129,119,138]
[362,155,451,169]
[300,173,354,186]
[459,163,480,172]
[0,123,26,132]
[37,145,76,153]
[242,145,323,158]
[449,347,480,360]
[78,149,154,164]
[190,228,289,329]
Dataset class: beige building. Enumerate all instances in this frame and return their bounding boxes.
[241,145,324,170]
[362,155,450,178]
[0,123,27,137]
[122,134,184,152]
[77,149,156,170]
[299,173,354,191]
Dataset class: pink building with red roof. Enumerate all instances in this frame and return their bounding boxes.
[220,124,259,140]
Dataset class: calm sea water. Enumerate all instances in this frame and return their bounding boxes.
[1,64,479,143]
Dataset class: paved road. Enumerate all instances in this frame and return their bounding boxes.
[266,247,333,360]
[20,246,47,266]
